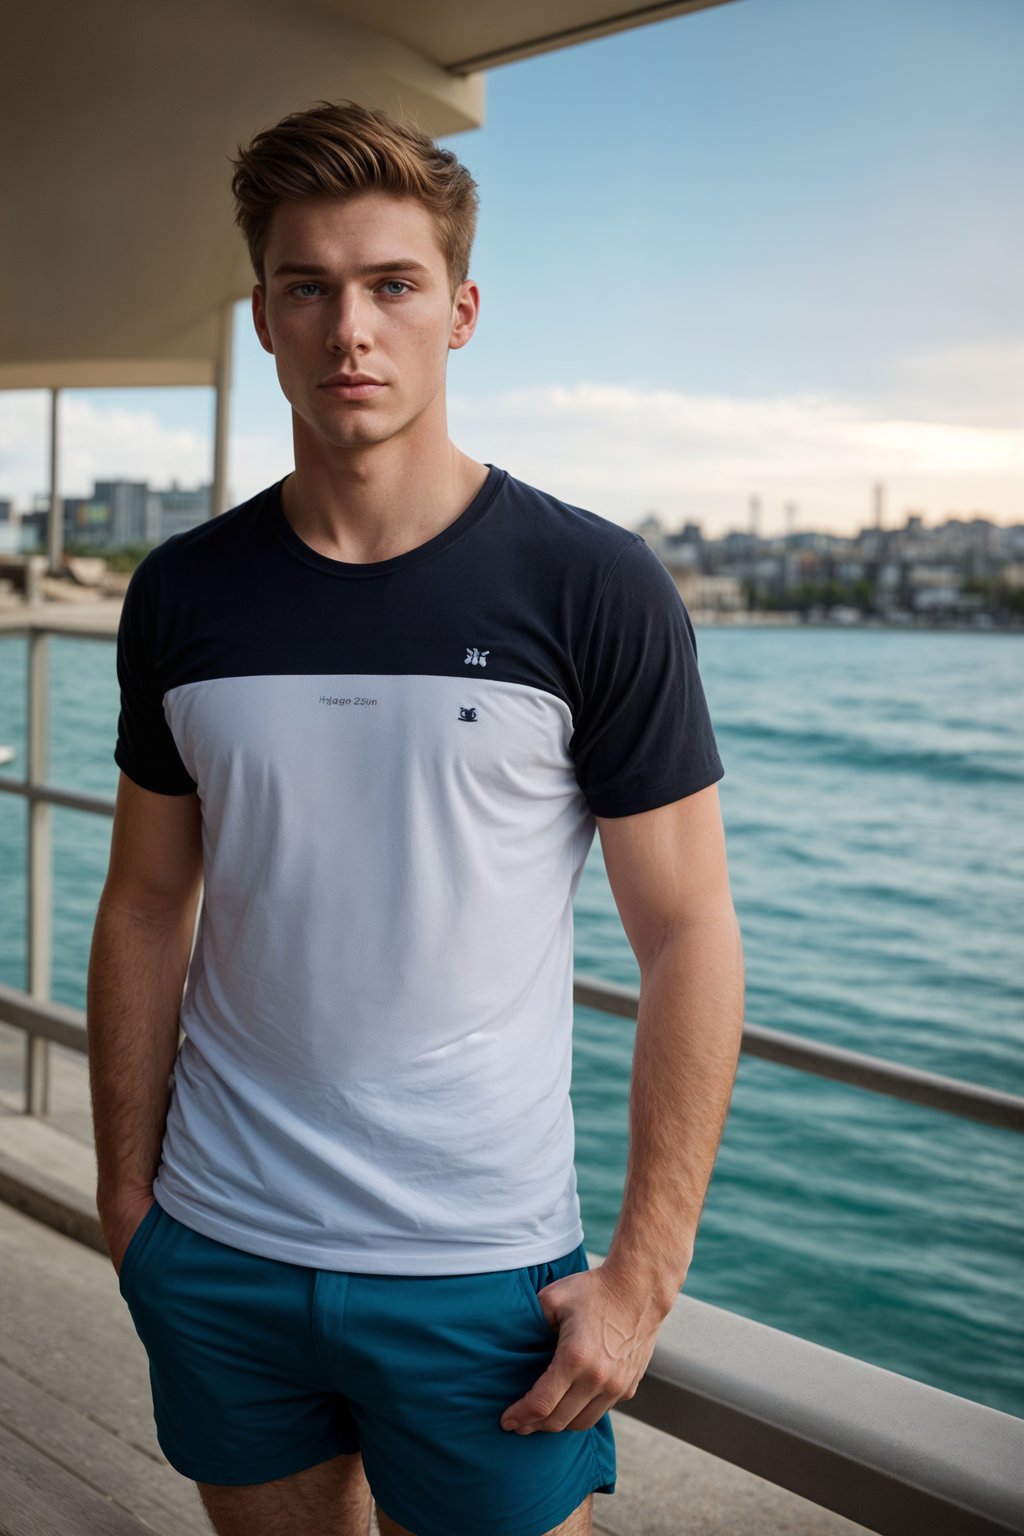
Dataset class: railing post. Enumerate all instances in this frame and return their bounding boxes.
[47,386,63,575]
[25,627,52,1115]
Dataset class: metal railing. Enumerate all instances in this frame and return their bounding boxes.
[1,614,1022,1536]
[0,620,118,1113]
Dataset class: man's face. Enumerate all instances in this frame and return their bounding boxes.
[252,191,478,453]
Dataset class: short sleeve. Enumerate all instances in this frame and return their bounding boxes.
[570,537,725,817]
[113,555,198,795]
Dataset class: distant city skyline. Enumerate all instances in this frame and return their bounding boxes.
[8,468,1018,553]
[0,0,1020,536]
[10,466,1021,633]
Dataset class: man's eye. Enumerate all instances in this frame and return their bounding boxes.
[381,280,410,296]
[289,283,323,298]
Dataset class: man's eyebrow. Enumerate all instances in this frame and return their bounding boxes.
[270,259,432,279]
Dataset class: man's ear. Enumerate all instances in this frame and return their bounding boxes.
[252,285,273,355]
[448,279,480,352]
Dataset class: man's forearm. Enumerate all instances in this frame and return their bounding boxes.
[601,908,745,1314]
[86,892,198,1207]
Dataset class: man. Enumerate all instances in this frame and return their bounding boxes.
[87,100,745,1536]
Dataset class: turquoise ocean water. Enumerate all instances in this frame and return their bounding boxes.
[0,625,1020,1417]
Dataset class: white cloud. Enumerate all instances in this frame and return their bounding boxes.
[226,431,295,504]
[0,393,212,504]
[1,382,1020,537]
[449,383,1024,535]
[0,393,293,513]
[884,341,1024,431]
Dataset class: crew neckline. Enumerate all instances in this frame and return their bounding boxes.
[268,463,505,579]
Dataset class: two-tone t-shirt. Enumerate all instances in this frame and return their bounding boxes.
[113,463,725,1274]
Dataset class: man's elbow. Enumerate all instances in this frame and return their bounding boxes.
[640,901,744,971]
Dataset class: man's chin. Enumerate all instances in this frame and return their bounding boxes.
[316,416,399,451]
[330,427,398,452]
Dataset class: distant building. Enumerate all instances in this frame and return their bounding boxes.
[64,495,113,548]
[784,528,846,557]
[907,563,960,592]
[18,511,46,550]
[835,559,867,583]
[93,479,160,546]
[663,564,696,607]
[692,572,745,613]
[664,546,699,573]
[157,481,212,540]
[913,584,967,613]
[720,529,759,556]
[750,554,785,601]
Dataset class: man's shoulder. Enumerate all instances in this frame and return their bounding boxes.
[496,467,642,569]
[135,481,277,584]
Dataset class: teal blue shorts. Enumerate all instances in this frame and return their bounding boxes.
[118,1199,616,1536]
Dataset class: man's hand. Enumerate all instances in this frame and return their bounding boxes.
[98,1187,156,1278]
[500,1263,670,1434]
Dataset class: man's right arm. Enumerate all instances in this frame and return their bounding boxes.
[86,770,203,1274]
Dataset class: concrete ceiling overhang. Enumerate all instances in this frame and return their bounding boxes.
[0,0,735,390]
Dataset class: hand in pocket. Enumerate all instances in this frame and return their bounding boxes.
[103,1195,156,1278]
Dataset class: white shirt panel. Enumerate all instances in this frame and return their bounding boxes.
[153,672,595,1272]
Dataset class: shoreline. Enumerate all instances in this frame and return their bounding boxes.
[691,609,1024,632]
[0,591,1020,636]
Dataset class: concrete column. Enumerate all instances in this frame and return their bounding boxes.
[211,300,234,518]
[46,387,62,573]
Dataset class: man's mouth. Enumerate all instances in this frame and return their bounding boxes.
[319,372,386,399]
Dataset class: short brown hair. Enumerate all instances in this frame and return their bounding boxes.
[230,100,479,295]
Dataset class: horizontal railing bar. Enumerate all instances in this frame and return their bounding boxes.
[573,974,641,1018]
[574,972,1024,1131]
[0,621,119,640]
[739,1019,1024,1131]
[0,778,115,816]
[619,1287,1024,1536]
[2,976,1021,1135]
[0,984,87,1053]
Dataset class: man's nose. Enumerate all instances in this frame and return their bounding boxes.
[328,291,371,353]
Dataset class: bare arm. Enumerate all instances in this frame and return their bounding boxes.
[86,770,203,1271]
[597,782,745,1314]
[499,782,744,1436]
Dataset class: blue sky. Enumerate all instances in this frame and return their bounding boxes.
[2,0,1021,536]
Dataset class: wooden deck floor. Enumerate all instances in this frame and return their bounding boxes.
[0,1198,211,1535]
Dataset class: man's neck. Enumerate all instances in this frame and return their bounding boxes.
[281,431,490,566]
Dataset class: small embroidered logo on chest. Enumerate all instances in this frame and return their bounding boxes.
[464,647,490,667]
[459,706,478,722]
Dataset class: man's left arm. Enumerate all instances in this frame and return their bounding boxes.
[501,781,745,1436]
